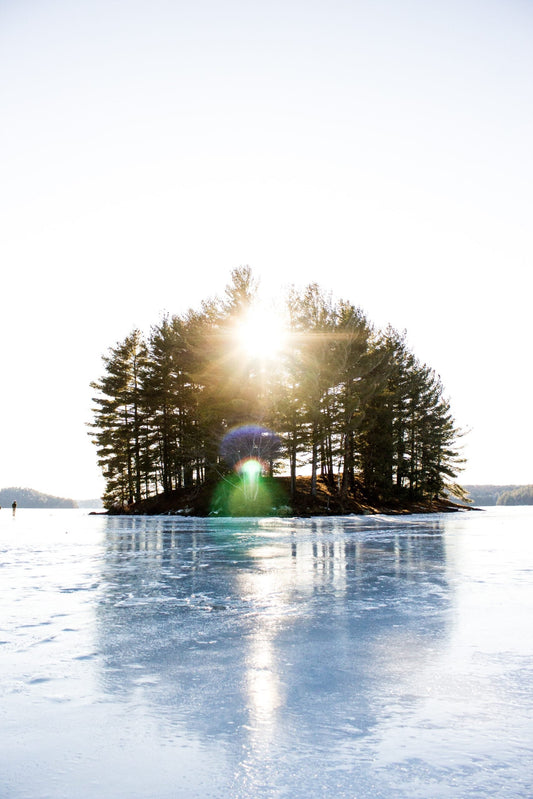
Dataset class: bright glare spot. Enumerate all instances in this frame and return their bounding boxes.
[235,306,287,360]
[239,458,263,479]
[237,457,263,500]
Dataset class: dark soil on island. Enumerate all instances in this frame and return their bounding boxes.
[104,475,474,517]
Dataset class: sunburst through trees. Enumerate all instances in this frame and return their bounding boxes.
[89,267,464,512]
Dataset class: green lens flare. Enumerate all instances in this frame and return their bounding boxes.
[209,469,289,517]
[239,458,262,479]
[239,458,262,500]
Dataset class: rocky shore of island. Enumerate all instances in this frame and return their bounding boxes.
[97,475,475,517]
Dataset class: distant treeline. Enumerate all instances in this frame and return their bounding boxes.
[90,268,465,510]
[78,498,104,509]
[464,485,533,506]
[0,487,77,509]
[497,485,533,505]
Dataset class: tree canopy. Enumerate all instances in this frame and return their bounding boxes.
[89,268,465,511]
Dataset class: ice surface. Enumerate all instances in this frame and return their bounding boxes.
[1,507,532,798]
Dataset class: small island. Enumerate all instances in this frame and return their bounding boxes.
[90,268,467,517]
[115,475,468,517]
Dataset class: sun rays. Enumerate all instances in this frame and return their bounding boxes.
[234,304,288,362]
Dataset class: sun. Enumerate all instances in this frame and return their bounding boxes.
[235,305,287,361]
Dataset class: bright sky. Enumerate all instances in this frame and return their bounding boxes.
[1,0,531,499]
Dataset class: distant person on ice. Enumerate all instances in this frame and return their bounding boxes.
[12,500,17,515]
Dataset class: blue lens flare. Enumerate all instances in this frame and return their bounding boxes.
[220,425,281,472]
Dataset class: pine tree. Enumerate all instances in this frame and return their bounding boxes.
[90,330,148,507]
[333,300,374,500]
[357,328,464,503]
[285,284,338,495]
[143,316,188,495]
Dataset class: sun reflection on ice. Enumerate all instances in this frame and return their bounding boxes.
[240,564,285,726]
[234,554,291,785]
[246,636,282,724]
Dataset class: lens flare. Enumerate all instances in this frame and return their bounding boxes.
[237,457,263,500]
[220,425,281,472]
[238,458,263,479]
[211,425,286,516]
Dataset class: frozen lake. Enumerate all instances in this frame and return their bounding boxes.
[1,506,532,798]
